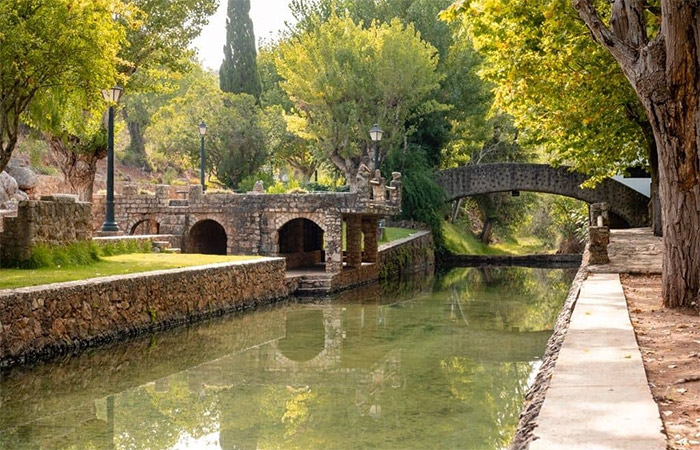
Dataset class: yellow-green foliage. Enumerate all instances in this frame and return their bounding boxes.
[13,242,101,270]
[442,222,551,256]
[97,239,153,257]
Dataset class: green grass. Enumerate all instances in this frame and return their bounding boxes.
[0,253,261,290]
[382,227,418,243]
[443,222,552,255]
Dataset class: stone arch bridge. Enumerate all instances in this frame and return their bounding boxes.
[435,163,650,227]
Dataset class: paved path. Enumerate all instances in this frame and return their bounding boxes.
[588,228,662,274]
[530,273,666,450]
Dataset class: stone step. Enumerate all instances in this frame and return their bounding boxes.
[163,247,181,254]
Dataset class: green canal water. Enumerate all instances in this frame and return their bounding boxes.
[0,267,574,450]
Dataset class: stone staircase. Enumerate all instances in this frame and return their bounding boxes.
[288,273,334,296]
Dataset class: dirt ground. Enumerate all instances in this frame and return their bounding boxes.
[621,274,700,449]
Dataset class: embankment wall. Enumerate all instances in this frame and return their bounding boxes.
[0,258,287,367]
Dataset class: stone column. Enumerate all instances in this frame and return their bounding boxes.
[346,215,363,269]
[589,226,610,264]
[325,213,343,273]
[362,216,379,263]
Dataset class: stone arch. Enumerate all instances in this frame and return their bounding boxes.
[277,309,326,363]
[129,218,160,235]
[277,217,325,270]
[269,308,343,371]
[185,219,227,255]
[435,163,650,227]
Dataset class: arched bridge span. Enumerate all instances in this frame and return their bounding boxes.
[435,163,649,227]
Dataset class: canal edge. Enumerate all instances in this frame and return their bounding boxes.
[509,250,589,450]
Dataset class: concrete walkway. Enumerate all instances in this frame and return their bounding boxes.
[530,273,666,450]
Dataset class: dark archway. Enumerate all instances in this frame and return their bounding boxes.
[278,218,324,270]
[130,219,160,236]
[186,219,227,255]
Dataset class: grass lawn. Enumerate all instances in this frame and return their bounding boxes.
[0,253,261,290]
[443,222,552,255]
[382,227,418,243]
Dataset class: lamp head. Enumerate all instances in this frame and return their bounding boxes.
[369,124,384,142]
[102,85,124,104]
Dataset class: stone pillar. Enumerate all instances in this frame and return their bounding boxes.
[589,226,610,264]
[362,216,379,263]
[325,214,343,273]
[189,185,204,204]
[346,215,363,269]
[589,202,610,227]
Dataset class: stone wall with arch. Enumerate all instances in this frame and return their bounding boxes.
[93,183,399,274]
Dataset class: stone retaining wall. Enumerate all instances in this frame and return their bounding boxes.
[0,196,92,266]
[0,258,288,368]
[378,231,435,279]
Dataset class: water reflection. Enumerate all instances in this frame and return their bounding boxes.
[0,267,574,450]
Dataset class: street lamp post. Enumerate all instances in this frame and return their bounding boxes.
[369,124,384,171]
[101,85,123,233]
[199,121,207,192]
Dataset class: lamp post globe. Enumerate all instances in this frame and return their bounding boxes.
[369,124,384,171]
[199,121,207,192]
[100,85,123,233]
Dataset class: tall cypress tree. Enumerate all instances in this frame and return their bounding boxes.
[219,0,261,99]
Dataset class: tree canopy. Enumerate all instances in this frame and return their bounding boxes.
[0,0,125,173]
[220,0,261,98]
[441,0,650,181]
[147,73,267,189]
[275,15,445,189]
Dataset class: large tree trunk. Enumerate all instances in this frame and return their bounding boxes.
[126,120,150,170]
[648,142,663,237]
[46,135,106,202]
[647,102,700,308]
[122,108,151,171]
[573,0,700,308]
[480,218,494,244]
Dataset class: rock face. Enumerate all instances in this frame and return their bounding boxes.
[0,172,20,208]
[0,160,35,209]
[6,160,38,191]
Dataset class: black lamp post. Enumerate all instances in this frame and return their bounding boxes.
[101,85,123,233]
[199,121,207,192]
[369,124,384,171]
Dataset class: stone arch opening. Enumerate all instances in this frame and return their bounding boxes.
[130,219,160,235]
[278,218,325,270]
[186,219,227,255]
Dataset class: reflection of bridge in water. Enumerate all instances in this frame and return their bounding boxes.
[0,269,560,449]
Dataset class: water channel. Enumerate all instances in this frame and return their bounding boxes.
[0,267,575,450]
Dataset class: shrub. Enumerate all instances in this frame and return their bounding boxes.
[16,241,102,269]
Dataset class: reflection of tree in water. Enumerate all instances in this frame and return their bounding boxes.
[438,267,575,332]
[0,267,573,450]
[115,373,218,450]
[440,356,535,449]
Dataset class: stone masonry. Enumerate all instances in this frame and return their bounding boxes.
[0,195,92,266]
[0,258,288,367]
[93,171,402,274]
[435,163,649,227]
